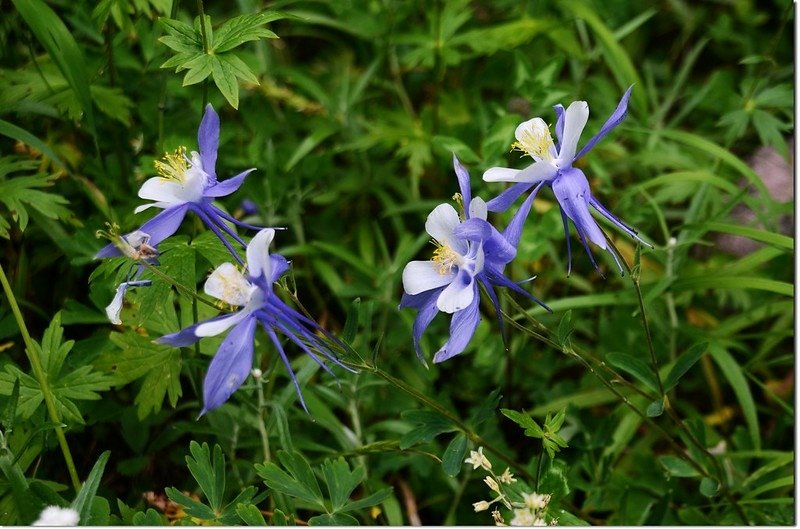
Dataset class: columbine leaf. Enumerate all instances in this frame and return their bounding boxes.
[320,457,363,512]
[0,315,110,425]
[441,433,468,477]
[182,54,214,86]
[501,408,544,438]
[158,17,201,51]
[186,441,225,513]
[0,156,72,239]
[211,56,240,109]
[71,451,110,525]
[95,331,182,419]
[165,487,217,520]
[212,11,283,53]
[255,450,325,507]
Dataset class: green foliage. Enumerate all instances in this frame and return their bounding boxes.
[0,157,72,239]
[0,0,793,525]
[0,314,110,424]
[256,451,392,524]
[159,11,287,108]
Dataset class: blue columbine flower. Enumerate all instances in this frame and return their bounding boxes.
[400,156,549,364]
[157,228,350,415]
[97,104,263,263]
[482,87,650,274]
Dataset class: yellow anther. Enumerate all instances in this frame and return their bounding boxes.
[432,243,460,274]
[512,121,555,161]
[154,147,189,182]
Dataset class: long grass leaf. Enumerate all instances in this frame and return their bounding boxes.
[12,0,98,145]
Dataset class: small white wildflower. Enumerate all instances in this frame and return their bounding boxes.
[484,476,501,493]
[549,517,559,526]
[533,517,547,526]
[499,467,516,484]
[33,506,79,526]
[473,500,491,512]
[510,507,535,526]
[251,368,263,379]
[522,492,551,511]
[465,446,492,471]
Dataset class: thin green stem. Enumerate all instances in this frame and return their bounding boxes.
[534,448,544,491]
[140,261,222,311]
[197,0,210,108]
[255,374,271,463]
[0,264,80,492]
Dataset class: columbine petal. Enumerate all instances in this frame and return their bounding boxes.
[201,316,256,414]
[574,85,633,161]
[205,262,254,306]
[105,283,129,325]
[453,155,472,207]
[138,204,190,246]
[557,100,589,164]
[553,103,565,147]
[196,310,251,337]
[198,104,219,181]
[436,268,475,313]
[433,287,480,363]
[425,203,467,254]
[403,261,455,295]
[552,168,606,249]
[269,254,290,283]
[453,217,491,242]
[484,162,557,184]
[485,182,534,212]
[204,169,255,198]
[468,196,487,220]
[246,228,276,281]
[158,315,232,347]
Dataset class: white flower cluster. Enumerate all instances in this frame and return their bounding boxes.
[464,446,558,526]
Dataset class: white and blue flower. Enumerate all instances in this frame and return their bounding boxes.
[483,87,650,274]
[97,104,263,264]
[400,156,549,364]
[158,229,350,415]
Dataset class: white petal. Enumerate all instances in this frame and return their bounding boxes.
[473,242,485,274]
[402,260,455,295]
[425,203,466,254]
[33,506,80,526]
[196,310,249,337]
[436,272,475,313]
[205,263,254,306]
[468,197,487,220]
[483,167,522,182]
[515,161,558,183]
[105,284,129,325]
[138,177,186,204]
[558,101,589,164]
[246,228,276,280]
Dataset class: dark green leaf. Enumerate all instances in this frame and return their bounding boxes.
[658,455,699,478]
[236,503,266,525]
[606,352,659,394]
[664,343,708,392]
[320,457,363,512]
[338,487,393,513]
[646,399,664,417]
[71,451,110,525]
[441,433,468,477]
[699,477,720,498]
[211,56,240,108]
[308,513,359,525]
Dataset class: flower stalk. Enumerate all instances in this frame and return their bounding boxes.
[0,263,81,491]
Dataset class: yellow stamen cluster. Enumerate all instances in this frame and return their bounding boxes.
[432,243,460,275]
[154,147,189,182]
[511,124,554,160]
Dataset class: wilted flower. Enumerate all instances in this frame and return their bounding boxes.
[473,501,492,512]
[97,104,264,263]
[158,229,350,414]
[98,229,158,324]
[483,87,650,274]
[401,156,549,363]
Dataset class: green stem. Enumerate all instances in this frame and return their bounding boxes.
[534,447,544,491]
[197,0,210,108]
[0,264,80,491]
[255,374,271,463]
[140,261,222,311]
